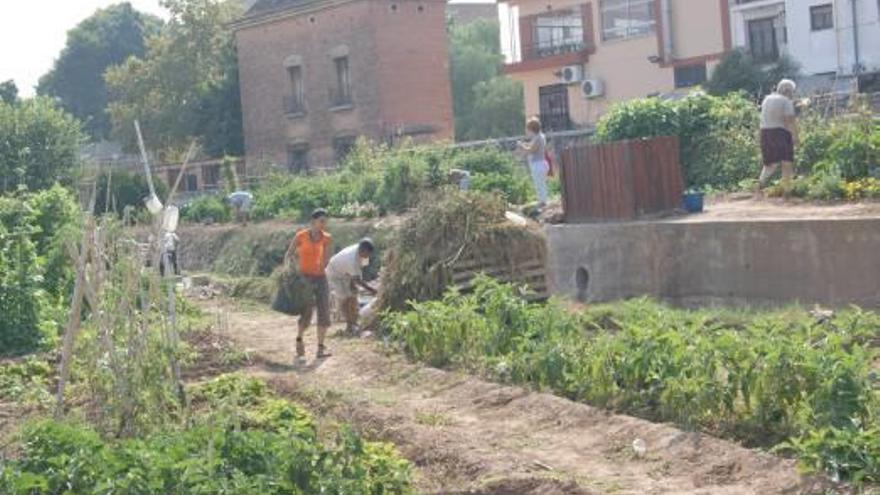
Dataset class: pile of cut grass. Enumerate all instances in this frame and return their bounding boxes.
[376,191,546,314]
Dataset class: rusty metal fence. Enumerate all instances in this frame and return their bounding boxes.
[558,136,684,222]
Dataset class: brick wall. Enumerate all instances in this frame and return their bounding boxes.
[235,0,454,174]
[372,0,455,141]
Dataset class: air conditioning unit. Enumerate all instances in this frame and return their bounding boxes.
[581,78,605,99]
[559,65,584,84]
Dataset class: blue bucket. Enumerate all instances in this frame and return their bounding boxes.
[682,192,704,213]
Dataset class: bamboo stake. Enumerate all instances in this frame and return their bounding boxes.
[55,180,99,416]
[134,120,157,198]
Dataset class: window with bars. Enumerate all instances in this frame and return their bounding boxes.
[600,0,655,41]
[810,4,833,31]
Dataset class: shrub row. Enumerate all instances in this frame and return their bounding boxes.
[382,277,880,482]
[249,141,534,221]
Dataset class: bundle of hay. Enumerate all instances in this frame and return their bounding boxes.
[375,191,547,314]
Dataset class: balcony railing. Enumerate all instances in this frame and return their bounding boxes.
[283,95,305,116]
[522,40,587,62]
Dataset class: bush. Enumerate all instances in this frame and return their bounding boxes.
[596,92,760,189]
[704,49,800,98]
[798,111,879,182]
[383,279,880,482]
[0,185,79,356]
[0,98,85,193]
[180,195,231,223]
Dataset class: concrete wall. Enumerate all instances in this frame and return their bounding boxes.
[546,219,880,309]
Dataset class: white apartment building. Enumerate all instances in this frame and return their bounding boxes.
[730,0,880,91]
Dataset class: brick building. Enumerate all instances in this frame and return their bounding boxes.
[233,0,455,174]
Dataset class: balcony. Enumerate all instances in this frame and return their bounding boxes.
[283,95,305,117]
[503,5,593,74]
[523,40,587,61]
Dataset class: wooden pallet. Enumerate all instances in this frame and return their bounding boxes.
[450,256,549,301]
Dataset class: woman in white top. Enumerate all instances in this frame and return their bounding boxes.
[519,117,549,207]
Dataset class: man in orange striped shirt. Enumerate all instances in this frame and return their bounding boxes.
[286,209,333,359]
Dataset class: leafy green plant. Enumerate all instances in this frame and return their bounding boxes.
[1,374,416,495]
[798,109,879,182]
[383,278,880,482]
[180,194,231,223]
[596,92,760,189]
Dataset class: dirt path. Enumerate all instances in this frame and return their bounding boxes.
[207,301,827,495]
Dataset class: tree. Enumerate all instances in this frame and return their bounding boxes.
[449,19,523,141]
[93,169,168,217]
[0,98,85,192]
[37,3,162,139]
[0,80,18,105]
[463,77,524,140]
[705,49,800,99]
[106,0,244,159]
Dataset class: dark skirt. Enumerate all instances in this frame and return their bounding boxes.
[760,128,794,165]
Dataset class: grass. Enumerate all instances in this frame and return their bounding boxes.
[414,410,454,428]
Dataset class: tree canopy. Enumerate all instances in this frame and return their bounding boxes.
[0,98,85,192]
[705,49,800,99]
[449,19,524,141]
[105,0,244,160]
[37,2,162,139]
[0,80,18,105]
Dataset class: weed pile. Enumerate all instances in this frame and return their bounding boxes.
[376,191,546,313]
[383,278,880,483]
[1,374,415,494]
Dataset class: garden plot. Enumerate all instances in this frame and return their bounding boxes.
[203,299,834,495]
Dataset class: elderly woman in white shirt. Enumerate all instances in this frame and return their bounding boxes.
[519,117,549,207]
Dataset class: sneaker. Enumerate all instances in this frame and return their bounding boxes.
[295,338,305,358]
[316,345,332,359]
